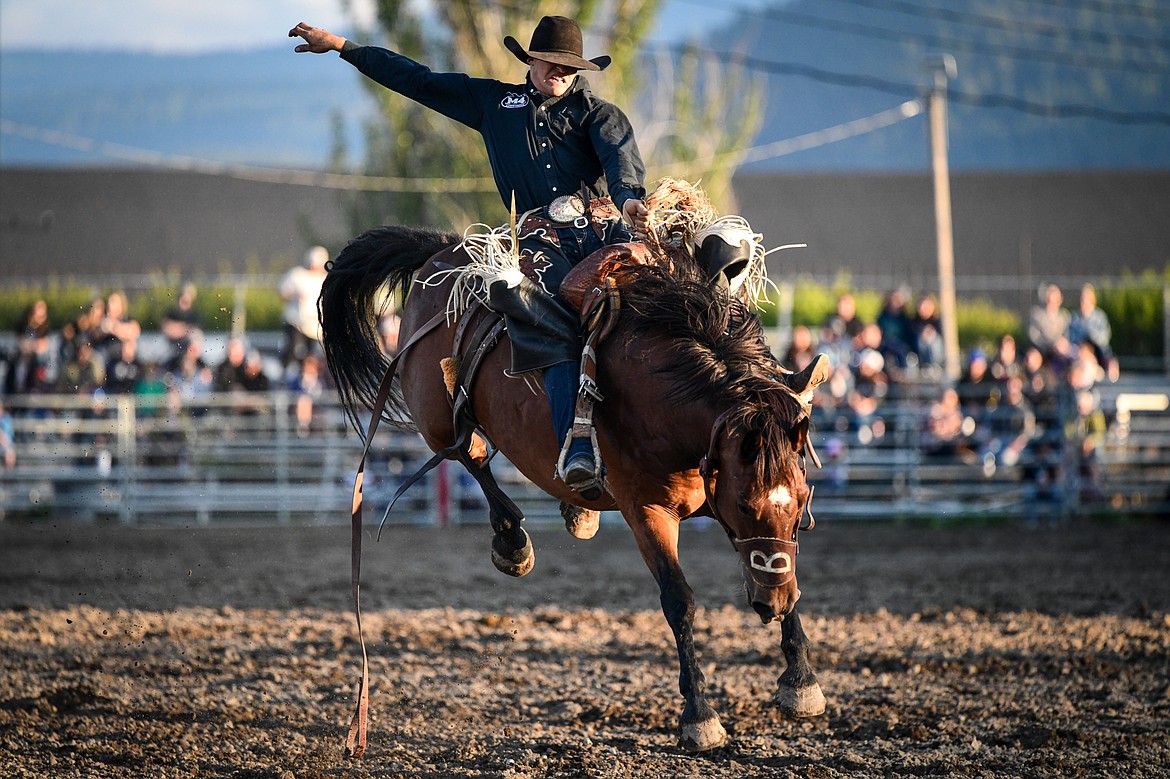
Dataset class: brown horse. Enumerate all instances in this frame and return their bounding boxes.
[320,225,829,752]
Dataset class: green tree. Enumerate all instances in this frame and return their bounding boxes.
[334,0,762,232]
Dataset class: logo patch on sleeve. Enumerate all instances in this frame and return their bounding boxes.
[501,92,530,109]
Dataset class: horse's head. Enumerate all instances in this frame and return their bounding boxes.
[699,359,827,624]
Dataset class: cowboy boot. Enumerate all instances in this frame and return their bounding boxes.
[544,362,603,500]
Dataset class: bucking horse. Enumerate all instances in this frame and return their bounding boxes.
[320,181,830,755]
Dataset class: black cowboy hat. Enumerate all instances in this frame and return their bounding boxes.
[503,15,610,72]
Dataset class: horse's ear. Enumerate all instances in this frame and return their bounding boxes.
[788,353,831,406]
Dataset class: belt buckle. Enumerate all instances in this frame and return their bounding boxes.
[572,215,589,229]
[548,194,586,224]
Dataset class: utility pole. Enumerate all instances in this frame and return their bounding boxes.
[925,54,961,382]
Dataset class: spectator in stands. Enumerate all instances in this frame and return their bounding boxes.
[228,348,272,416]
[212,337,249,392]
[5,299,54,394]
[981,374,1036,471]
[957,348,998,424]
[1068,283,1119,382]
[95,290,142,367]
[875,288,912,370]
[853,323,903,383]
[289,352,329,437]
[813,362,853,434]
[920,386,970,458]
[5,298,53,395]
[0,398,16,469]
[782,324,817,372]
[1023,345,1058,422]
[848,347,888,444]
[103,338,144,395]
[990,333,1023,383]
[56,339,105,395]
[1065,388,1107,503]
[1028,283,1073,369]
[240,349,271,393]
[821,292,864,366]
[279,245,329,373]
[163,335,212,411]
[909,293,944,375]
[161,282,203,362]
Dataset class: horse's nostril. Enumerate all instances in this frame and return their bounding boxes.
[751,599,779,623]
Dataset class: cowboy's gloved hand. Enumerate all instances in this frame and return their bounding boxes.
[289,22,346,53]
[622,199,649,240]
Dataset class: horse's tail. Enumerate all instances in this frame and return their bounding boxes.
[319,225,459,435]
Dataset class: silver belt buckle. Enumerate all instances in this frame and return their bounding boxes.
[548,194,586,224]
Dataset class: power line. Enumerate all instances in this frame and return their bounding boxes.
[0,101,927,188]
[0,119,496,192]
[824,0,1170,51]
[671,0,1169,72]
[688,100,925,166]
[1013,0,1170,22]
[666,44,1170,125]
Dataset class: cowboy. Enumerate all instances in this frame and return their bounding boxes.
[291,15,648,499]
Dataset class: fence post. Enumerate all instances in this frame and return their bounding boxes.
[274,390,291,524]
[117,396,136,522]
[1163,285,1169,377]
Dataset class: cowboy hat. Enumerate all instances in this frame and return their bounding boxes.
[503,15,610,72]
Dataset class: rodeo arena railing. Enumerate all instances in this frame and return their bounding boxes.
[1,371,1167,524]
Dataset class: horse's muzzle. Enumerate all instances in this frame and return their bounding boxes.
[748,585,800,624]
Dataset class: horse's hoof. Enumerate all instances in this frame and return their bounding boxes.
[491,530,535,577]
[560,501,600,540]
[678,714,727,753]
[774,682,826,719]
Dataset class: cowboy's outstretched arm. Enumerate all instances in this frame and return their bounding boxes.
[289,22,346,54]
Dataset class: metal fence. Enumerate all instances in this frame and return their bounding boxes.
[1,380,1167,524]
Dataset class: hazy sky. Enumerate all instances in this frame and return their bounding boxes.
[0,0,763,53]
[0,0,378,52]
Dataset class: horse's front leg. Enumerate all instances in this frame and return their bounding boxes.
[774,607,827,718]
[628,508,727,752]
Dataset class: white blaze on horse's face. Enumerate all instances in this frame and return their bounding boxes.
[767,484,793,509]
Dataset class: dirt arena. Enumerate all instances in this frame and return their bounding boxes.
[2,516,1168,778]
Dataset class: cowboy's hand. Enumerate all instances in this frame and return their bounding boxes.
[622,198,649,240]
[289,22,345,53]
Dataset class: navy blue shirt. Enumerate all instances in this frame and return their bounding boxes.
[339,43,646,214]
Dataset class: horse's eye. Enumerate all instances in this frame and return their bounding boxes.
[736,499,753,517]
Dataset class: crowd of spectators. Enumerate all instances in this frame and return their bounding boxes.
[0,265,361,467]
[0,275,1119,502]
[798,283,1118,502]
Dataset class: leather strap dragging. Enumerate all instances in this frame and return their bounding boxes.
[344,309,446,758]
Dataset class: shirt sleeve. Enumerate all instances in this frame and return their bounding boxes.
[340,44,485,129]
[586,102,646,212]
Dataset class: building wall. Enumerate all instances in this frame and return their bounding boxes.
[3,167,1168,286]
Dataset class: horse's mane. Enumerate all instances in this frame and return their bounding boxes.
[616,263,807,486]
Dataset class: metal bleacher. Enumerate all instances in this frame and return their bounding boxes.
[1,376,1167,524]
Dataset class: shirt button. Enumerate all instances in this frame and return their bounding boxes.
[546,164,551,169]
[552,187,558,192]
[538,122,544,127]
[541,143,547,148]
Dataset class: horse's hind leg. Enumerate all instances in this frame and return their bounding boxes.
[468,456,535,577]
[774,608,827,718]
[559,501,600,540]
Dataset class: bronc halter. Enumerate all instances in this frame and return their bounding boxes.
[697,405,816,588]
